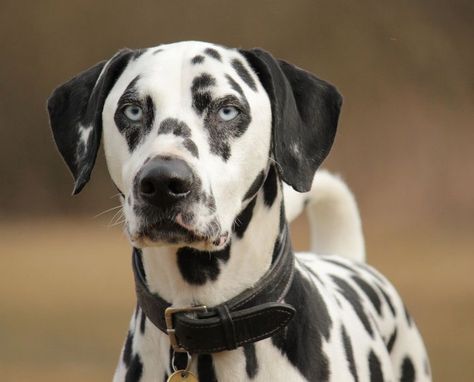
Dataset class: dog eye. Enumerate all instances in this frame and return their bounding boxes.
[218,106,239,121]
[123,105,143,121]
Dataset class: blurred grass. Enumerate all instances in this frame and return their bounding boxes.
[1,217,473,381]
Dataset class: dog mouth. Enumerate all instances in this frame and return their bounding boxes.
[130,213,228,249]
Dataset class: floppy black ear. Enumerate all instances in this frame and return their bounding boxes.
[240,49,342,192]
[47,49,134,194]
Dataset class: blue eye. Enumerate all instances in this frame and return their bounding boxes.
[123,105,143,121]
[218,106,239,121]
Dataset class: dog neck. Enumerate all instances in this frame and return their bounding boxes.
[138,166,285,308]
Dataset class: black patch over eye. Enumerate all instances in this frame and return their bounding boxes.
[114,77,155,151]
[203,95,251,161]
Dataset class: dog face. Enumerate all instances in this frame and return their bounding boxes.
[48,41,342,250]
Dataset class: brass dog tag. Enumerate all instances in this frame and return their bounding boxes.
[167,370,198,382]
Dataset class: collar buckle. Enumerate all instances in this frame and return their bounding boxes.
[164,305,207,352]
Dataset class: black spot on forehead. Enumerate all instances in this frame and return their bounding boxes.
[191,73,216,115]
[192,55,205,64]
[192,73,216,92]
[152,48,163,55]
[231,58,257,91]
[225,74,244,97]
[158,118,191,137]
[183,138,199,158]
[204,47,222,61]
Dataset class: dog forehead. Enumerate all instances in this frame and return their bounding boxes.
[117,42,256,101]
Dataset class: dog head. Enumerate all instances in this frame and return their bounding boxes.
[48,41,341,250]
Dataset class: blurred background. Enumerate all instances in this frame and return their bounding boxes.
[0,0,472,380]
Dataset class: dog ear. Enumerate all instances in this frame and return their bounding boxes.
[240,48,342,192]
[47,49,134,194]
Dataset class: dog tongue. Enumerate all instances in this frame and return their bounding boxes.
[213,233,228,247]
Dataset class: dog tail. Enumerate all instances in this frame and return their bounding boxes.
[283,170,366,262]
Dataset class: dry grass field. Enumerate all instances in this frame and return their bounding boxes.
[1,217,472,381]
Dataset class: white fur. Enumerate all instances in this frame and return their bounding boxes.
[284,170,365,262]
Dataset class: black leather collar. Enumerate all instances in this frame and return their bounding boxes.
[132,227,295,354]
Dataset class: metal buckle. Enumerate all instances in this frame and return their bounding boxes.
[164,305,207,352]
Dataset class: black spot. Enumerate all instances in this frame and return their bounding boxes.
[123,331,133,366]
[183,138,199,158]
[341,326,359,382]
[352,275,382,315]
[376,284,396,316]
[243,343,258,379]
[263,165,278,207]
[176,243,231,285]
[191,55,205,64]
[125,354,143,382]
[368,350,384,382]
[152,48,163,55]
[234,197,256,238]
[232,58,257,91]
[197,354,218,381]
[400,356,416,382]
[158,118,191,137]
[331,276,373,337]
[139,310,146,334]
[204,47,222,61]
[386,328,397,353]
[191,73,216,115]
[243,170,265,201]
[225,74,244,96]
[272,270,331,381]
[192,73,216,92]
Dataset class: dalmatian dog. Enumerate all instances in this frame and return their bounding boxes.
[48,41,431,382]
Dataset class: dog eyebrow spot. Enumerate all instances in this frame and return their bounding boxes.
[225,74,244,97]
[152,48,163,55]
[158,118,191,138]
[183,138,199,158]
[191,73,216,115]
[231,59,257,91]
[204,47,222,61]
[191,55,205,64]
[191,73,216,92]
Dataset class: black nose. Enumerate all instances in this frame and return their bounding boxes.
[138,156,194,207]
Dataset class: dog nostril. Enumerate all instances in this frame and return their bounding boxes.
[168,178,190,195]
[140,179,155,195]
